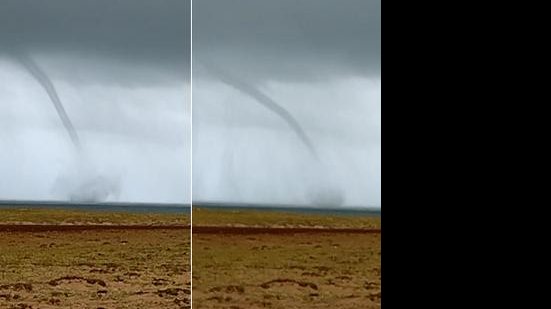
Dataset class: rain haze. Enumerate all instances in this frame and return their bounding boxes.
[193,0,381,207]
[0,0,191,203]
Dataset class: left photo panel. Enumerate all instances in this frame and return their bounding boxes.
[0,1,191,308]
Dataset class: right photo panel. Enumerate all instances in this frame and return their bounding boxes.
[192,0,381,308]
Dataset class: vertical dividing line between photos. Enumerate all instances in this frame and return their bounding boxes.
[189,0,193,307]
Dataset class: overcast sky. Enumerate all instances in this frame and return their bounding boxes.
[193,0,381,207]
[0,0,380,207]
[0,0,191,203]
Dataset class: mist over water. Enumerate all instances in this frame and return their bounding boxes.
[52,158,121,202]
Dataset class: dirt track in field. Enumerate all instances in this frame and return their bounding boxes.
[0,224,189,232]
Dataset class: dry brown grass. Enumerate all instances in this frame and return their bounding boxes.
[0,209,190,309]
[0,208,188,226]
[192,208,380,309]
[192,208,380,229]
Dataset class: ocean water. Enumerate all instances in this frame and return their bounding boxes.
[0,200,190,214]
[193,201,381,216]
[1,200,380,216]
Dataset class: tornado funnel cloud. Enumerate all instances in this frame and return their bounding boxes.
[14,52,82,151]
[199,61,347,207]
[11,51,122,203]
[200,61,318,159]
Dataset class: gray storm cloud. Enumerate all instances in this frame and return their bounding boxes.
[194,0,380,82]
[1,0,190,82]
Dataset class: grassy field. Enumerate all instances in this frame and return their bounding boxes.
[0,208,190,309]
[0,207,380,308]
[0,208,189,226]
[192,208,380,229]
[192,208,381,309]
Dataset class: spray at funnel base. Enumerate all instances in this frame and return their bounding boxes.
[305,173,345,208]
[52,160,122,203]
[69,177,121,203]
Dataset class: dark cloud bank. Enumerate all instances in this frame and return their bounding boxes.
[194,0,379,82]
[1,0,190,79]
